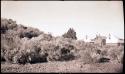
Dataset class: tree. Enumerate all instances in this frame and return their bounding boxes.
[62,28,77,40]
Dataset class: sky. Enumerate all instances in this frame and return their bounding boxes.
[1,1,124,40]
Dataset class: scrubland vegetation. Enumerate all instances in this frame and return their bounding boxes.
[1,18,124,73]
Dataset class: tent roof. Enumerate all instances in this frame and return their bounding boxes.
[106,34,118,43]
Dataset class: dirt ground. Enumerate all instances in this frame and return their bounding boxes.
[1,60,123,73]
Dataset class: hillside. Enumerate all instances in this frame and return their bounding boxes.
[1,18,124,73]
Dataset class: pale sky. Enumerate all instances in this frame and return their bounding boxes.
[1,1,124,40]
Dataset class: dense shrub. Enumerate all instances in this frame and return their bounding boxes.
[78,50,94,64]
[12,37,40,64]
[13,50,30,64]
[1,18,17,33]
[69,40,85,51]
[39,37,77,62]
[1,30,21,62]
[77,43,112,64]
[4,48,19,63]
[62,28,77,40]
[13,45,48,64]
[1,18,46,63]
[0,18,79,64]
[1,18,124,65]
[19,27,42,39]
[107,46,124,63]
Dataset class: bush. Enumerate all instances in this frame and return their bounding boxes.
[13,45,48,64]
[13,50,30,64]
[47,46,75,61]
[1,18,123,65]
[107,46,124,63]
[78,50,94,64]
[77,43,110,64]
[1,30,21,63]
[4,48,19,63]
[1,18,17,32]
[18,27,42,39]
[39,39,76,62]
[12,35,52,64]
[1,18,77,64]
[62,28,77,40]
[29,51,48,64]
[72,40,85,50]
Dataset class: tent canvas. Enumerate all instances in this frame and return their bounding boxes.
[106,34,118,43]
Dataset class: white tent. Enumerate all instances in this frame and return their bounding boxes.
[83,35,96,43]
[83,35,94,42]
[84,38,91,42]
[84,34,120,43]
[106,34,118,43]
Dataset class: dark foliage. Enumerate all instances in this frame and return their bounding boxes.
[62,28,77,40]
[98,57,110,63]
[20,31,39,38]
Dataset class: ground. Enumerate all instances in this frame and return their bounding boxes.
[1,60,123,73]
